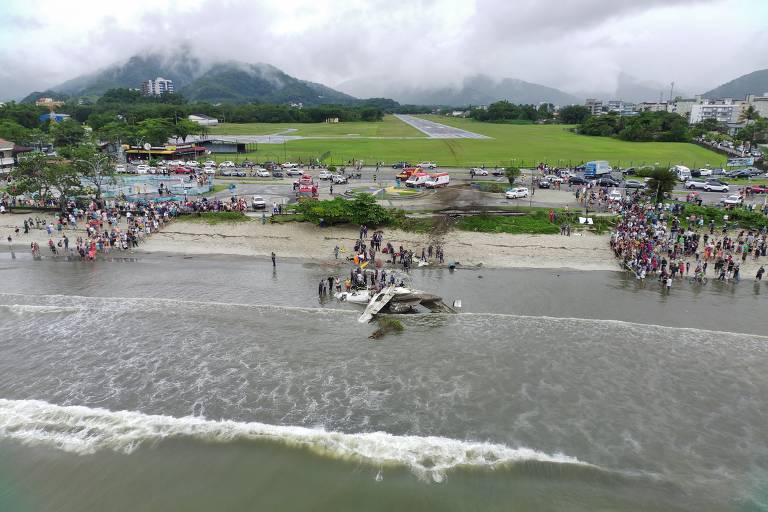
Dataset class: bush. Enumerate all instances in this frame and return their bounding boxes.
[294,193,392,226]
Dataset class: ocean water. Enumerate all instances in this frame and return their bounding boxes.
[0,253,766,511]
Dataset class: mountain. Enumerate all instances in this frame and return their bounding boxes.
[576,73,687,104]
[339,74,580,106]
[41,52,357,105]
[178,62,355,105]
[20,90,70,104]
[53,52,202,98]
[703,69,768,99]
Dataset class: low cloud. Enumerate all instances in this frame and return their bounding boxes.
[1,0,766,101]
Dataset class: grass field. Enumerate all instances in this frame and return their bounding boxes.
[209,115,425,137]
[209,114,727,168]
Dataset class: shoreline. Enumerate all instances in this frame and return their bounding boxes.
[2,213,765,279]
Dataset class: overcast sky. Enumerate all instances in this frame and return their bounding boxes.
[1,0,767,101]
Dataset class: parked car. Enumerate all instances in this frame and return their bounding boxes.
[538,179,551,189]
[608,189,623,202]
[720,194,743,206]
[281,162,299,169]
[233,170,246,177]
[185,160,199,167]
[424,173,450,188]
[417,162,437,169]
[624,179,645,189]
[505,187,529,199]
[115,165,127,174]
[596,176,620,187]
[392,162,410,169]
[727,170,751,179]
[272,170,284,178]
[491,168,506,176]
[135,164,150,174]
[220,169,232,176]
[318,170,333,180]
[622,167,636,176]
[256,169,271,177]
[698,168,713,176]
[568,176,588,185]
[469,167,488,176]
[174,167,194,174]
[219,161,236,168]
[746,184,768,194]
[252,195,266,209]
[285,168,304,176]
[331,174,348,184]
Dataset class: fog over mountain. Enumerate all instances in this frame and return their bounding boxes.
[1,0,767,102]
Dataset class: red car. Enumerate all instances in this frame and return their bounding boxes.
[174,167,194,174]
[747,184,768,194]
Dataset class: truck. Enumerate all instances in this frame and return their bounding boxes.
[583,160,612,179]
[425,172,450,188]
[671,165,691,181]
[396,167,420,181]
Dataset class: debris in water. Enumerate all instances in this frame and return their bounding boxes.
[369,318,405,339]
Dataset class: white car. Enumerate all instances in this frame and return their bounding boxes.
[252,195,267,209]
[281,162,299,169]
[417,162,437,169]
[203,167,216,175]
[135,164,149,174]
[285,168,304,176]
[219,161,236,168]
[698,168,713,176]
[256,169,271,177]
[608,189,623,202]
[720,195,743,206]
[115,165,127,174]
[318,170,333,180]
[505,187,529,199]
[470,167,488,176]
[204,160,216,167]
[186,160,199,167]
[332,174,348,184]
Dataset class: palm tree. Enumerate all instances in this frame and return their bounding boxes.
[639,166,677,204]
[739,105,760,124]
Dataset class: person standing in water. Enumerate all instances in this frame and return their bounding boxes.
[271,252,276,267]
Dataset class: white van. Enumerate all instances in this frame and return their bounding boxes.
[405,172,431,187]
[671,165,691,181]
[425,173,450,188]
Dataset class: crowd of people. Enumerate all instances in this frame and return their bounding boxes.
[610,196,767,288]
[317,225,447,298]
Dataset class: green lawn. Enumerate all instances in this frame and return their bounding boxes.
[207,114,726,169]
[209,115,424,137]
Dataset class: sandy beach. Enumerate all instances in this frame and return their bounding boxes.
[3,213,765,277]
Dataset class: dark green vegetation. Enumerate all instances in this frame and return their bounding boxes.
[470,101,553,122]
[579,111,689,142]
[294,194,393,226]
[455,213,560,234]
[681,204,768,231]
[703,68,768,99]
[636,166,678,203]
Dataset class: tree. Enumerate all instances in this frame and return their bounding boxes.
[97,121,140,145]
[505,166,521,185]
[9,154,81,207]
[171,118,207,142]
[137,118,173,146]
[739,105,759,124]
[0,120,31,144]
[72,145,116,201]
[558,105,591,124]
[638,166,676,204]
[49,118,86,147]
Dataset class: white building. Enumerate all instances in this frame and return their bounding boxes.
[689,99,743,124]
[188,114,219,127]
[141,77,174,96]
[585,98,603,116]
[636,101,671,113]
[0,138,15,173]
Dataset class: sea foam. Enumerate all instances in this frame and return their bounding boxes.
[0,399,587,481]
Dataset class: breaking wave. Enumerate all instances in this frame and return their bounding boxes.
[0,304,82,315]
[0,399,588,482]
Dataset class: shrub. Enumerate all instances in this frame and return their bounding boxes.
[294,193,392,226]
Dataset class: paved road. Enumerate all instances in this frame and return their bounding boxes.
[393,114,491,139]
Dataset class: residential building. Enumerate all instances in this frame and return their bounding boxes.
[141,77,175,96]
[585,98,603,116]
[35,97,65,109]
[636,101,671,113]
[188,114,219,126]
[289,102,304,109]
[745,94,768,118]
[0,138,14,173]
[689,98,743,124]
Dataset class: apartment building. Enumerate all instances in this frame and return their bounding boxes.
[141,77,175,96]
